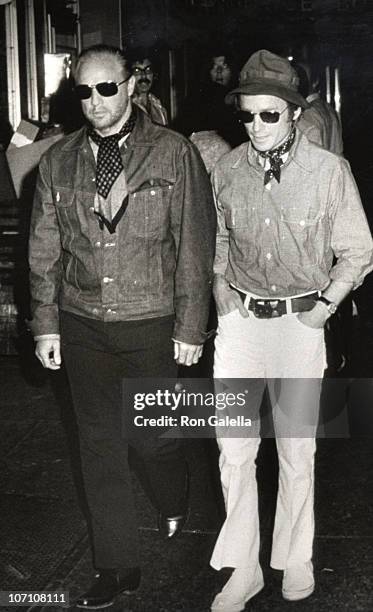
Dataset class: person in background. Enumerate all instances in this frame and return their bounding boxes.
[209,53,233,88]
[178,49,245,148]
[295,61,350,372]
[296,62,343,155]
[28,44,216,610]
[129,49,168,126]
[209,49,373,612]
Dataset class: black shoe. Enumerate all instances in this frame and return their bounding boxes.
[158,509,190,539]
[158,467,190,540]
[76,568,140,609]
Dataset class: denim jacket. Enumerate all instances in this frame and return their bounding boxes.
[29,109,216,344]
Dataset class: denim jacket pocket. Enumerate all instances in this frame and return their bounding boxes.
[129,185,171,237]
[136,178,174,191]
[52,186,75,207]
[52,187,76,246]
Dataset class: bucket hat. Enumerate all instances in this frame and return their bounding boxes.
[225,49,309,108]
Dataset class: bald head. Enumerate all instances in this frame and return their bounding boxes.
[75,44,130,83]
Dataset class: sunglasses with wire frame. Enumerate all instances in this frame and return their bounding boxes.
[236,107,288,124]
[74,75,131,100]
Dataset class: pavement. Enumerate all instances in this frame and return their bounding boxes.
[0,320,373,612]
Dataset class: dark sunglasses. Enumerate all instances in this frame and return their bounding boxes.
[74,76,131,100]
[236,107,287,124]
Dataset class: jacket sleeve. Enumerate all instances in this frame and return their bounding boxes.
[170,141,216,344]
[298,117,324,149]
[28,152,62,336]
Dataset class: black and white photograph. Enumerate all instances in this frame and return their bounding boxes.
[0,1,373,611]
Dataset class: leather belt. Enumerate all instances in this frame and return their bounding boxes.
[232,287,319,319]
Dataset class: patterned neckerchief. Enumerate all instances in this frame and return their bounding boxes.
[88,110,136,199]
[255,127,296,185]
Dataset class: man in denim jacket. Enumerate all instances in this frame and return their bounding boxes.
[29,44,216,609]
[209,50,373,612]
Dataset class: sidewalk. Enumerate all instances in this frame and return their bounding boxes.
[0,349,372,611]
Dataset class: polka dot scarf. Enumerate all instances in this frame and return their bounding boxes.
[88,110,136,198]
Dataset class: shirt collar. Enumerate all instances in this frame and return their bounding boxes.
[89,131,131,157]
[230,128,312,175]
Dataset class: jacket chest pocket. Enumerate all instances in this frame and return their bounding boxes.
[52,187,76,245]
[52,186,94,241]
[53,187,75,208]
[128,185,171,237]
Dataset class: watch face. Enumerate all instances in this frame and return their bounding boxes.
[318,296,337,314]
[329,303,338,314]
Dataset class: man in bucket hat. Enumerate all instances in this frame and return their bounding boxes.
[209,50,373,611]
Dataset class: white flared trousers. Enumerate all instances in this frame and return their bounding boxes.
[210,309,326,571]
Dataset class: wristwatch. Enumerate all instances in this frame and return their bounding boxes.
[316,295,338,315]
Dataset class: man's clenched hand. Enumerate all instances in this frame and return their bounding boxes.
[35,338,62,370]
[174,342,203,366]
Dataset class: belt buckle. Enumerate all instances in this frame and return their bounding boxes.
[253,300,281,318]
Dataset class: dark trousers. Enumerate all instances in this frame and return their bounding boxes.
[60,311,187,569]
